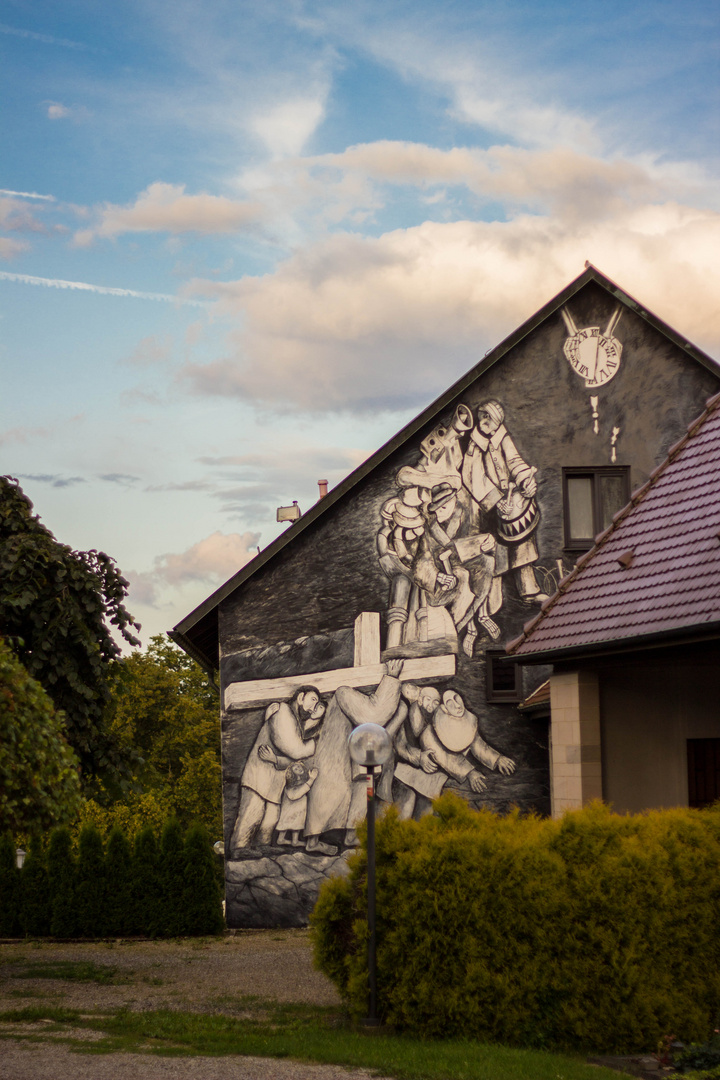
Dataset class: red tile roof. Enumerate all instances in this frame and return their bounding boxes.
[508,391,720,659]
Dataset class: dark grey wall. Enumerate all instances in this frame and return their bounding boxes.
[217,280,719,927]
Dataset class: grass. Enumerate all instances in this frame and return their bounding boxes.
[6,959,132,985]
[0,1000,632,1080]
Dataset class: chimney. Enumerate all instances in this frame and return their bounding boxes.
[318,479,328,499]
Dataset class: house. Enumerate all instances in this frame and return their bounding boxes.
[507,390,720,817]
[171,264,720,927]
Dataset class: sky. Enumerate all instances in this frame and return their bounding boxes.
[1,0,719,647]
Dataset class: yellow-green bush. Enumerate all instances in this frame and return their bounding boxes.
[311,796,720,1052]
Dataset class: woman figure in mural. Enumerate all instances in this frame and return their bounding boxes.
[303,659,408,856]
[394,687,516,820]
[460,400,549,609]
[229,686,324,853]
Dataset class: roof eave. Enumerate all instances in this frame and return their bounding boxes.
[508,621,720,665]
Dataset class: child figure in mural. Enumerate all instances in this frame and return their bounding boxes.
[275,762,319,847]
[394,686,516,820]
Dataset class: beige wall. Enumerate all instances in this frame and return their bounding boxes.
[549,670,603,818]
[600,656,720,813]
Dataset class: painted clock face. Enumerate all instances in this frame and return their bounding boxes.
[561,304,624,389]
[563,327,622,388]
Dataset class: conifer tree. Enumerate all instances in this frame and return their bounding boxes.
[0,834,20,937]
[48,826,78,938]
[20,840,49,937]
[183,823,224,936]
[75,824,106,938]
[105,827,132,937]
[159,818,186,937]
[131,826,160,937]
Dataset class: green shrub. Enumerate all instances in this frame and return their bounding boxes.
[131,826,161,937]
[311,796,720,1053]
[48,826,78,938]
[674,1034,720,1073]
[159,818,186,937]
[75,824,106,938]
[0,833,20,936]
[104,827,132,937]
[182,822,224,935]
[20,841,49,937]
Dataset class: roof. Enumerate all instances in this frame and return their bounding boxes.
[518,679,550,713]
[508,391,720,662]
[170,264,720,672]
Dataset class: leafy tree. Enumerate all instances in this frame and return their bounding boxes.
[20,841,50,938]
[0,834,20,936]
[159,818,187,937]
[183,822,224,936]
[0,477,140,788]
[75,824,106,938]
[105,827,132,937]
[0,636,82,834]
[84,636,222,838]
[48,826,77,938]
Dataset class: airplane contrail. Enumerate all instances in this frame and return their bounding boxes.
[0,189,55,201]
[0,271,210,307]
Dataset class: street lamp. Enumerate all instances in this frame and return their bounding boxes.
[348,721,393,1026]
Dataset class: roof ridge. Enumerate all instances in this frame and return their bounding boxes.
[506,389,720,655]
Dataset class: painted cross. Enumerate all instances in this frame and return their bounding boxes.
[223,611,457,712]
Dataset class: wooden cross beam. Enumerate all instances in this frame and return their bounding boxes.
[223,611,456,712]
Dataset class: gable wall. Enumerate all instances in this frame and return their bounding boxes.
[217,280,719,927]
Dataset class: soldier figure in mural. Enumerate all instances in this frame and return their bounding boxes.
[377,397,547,656]
[394,686,516,820]
[460,400,549,608]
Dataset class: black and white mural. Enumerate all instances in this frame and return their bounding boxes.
[216,285,720,927]
[222,397,550,925]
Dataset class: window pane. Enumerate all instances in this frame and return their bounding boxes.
[598,474,627,531]
[491,655,516,693]
[567,476,594,539]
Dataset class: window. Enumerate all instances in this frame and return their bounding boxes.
[687,739,720,808]
[486,650,522,703]
[562,467,630,550]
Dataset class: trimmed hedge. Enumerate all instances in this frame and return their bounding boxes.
[0,818,223,939]
[311,796,720,1053]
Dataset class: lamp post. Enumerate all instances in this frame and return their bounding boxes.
[348,721,393,1026]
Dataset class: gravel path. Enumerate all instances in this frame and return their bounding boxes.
[1,1043,395,1080]
[0,933,394,1080]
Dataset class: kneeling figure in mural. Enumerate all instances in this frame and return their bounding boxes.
[395,687,516,820]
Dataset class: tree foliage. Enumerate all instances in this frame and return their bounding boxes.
[0,635,82,834]
[78,636,222,840]
[0,477,140,788]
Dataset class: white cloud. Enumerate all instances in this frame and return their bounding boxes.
[0,237,28,259]
[250,97,326,157]
[182,201,720,414]
[75,182,265,244]
[127,530,260,606]
[122,335,174,367]
[46,101,70,119]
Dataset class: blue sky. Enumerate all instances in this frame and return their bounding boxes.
[2,0,719,644]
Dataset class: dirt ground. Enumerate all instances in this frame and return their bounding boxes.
[0,932,392,1080]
